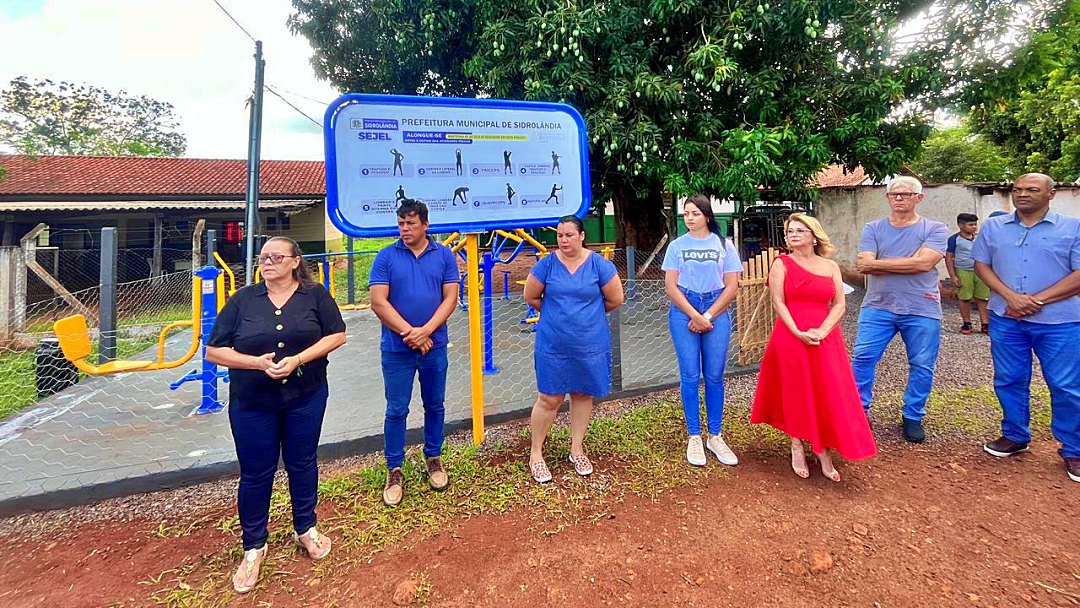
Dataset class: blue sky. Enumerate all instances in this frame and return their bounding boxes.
[1,0,45,20]
[0,0,337,160]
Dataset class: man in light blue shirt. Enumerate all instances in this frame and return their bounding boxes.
[972,173,1080,484]
[852,176,949,443]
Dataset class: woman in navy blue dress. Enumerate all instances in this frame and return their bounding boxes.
[524,216,624,482]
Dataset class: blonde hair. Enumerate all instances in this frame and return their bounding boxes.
[785,213,836,258]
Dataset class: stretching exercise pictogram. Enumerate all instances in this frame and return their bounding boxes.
[390,149,404,176]
[545,183,562,205]
[452,186,470,206]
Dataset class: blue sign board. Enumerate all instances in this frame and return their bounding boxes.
[324,94,590,237]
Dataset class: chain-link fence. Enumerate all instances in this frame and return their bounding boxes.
[0,241,763,515]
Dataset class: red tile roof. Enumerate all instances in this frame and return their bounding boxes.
[0,155,325,197]
[812,164,871,188]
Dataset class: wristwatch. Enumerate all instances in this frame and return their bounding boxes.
[703,311,713,321]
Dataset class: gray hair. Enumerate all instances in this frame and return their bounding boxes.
[887,175,923,194]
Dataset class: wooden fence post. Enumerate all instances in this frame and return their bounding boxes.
[0,247,20,344]
[20,223,95,323]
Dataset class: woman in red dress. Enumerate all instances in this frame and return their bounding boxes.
[751,213,876,481]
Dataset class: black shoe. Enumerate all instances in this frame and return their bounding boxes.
[960,322,973,335]
[902,418,925,443]
[983,436,1029,458]
[1066,459,1080,483]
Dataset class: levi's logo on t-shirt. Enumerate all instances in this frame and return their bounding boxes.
[682,249,720,262]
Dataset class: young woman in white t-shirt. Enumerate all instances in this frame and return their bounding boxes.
[661,195,743,467]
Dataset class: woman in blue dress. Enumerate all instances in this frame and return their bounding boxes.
[524,216,624,482]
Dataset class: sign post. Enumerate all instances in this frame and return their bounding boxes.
[324,94,590,445]
[465,233,485,443]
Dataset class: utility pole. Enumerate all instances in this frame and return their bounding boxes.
[243,40,266,285]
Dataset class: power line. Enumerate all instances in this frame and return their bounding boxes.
[211,0,257,43]
[264,85,323,129]
[265,84,330,106]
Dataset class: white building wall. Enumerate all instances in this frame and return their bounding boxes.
[814,184,1080,279]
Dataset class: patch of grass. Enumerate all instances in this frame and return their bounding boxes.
[149,399,708,606]
[327,249,384,305]
[0,350,35,420]
[118,305,192,328]
[144,384,1059,606]
[0,335,158,420]
[894,384,1051,439]
[413,571,433,605]
[154,517,212,539]
[26,304,193,333]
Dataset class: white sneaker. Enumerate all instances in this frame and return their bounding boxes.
[707,434,738,466]
[686,435,706,466]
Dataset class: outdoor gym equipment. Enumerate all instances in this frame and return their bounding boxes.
[169,265,229,414]
[446,228,548,375]
[53,273,204,375]
[253,251,373,311]
[53,265,230,415]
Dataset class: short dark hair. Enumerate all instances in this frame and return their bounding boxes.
[957,213,978,224]
[557,215,585,239]
[397,199,429,223]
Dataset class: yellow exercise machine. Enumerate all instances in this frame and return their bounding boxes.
[52,273,204,375]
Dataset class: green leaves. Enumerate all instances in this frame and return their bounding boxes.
[290,0,1069,245]
[962,0,1080,182]
[910,125,1018,183]
[0,77,186,157]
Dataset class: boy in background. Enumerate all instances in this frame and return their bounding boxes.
[946,213,990,334]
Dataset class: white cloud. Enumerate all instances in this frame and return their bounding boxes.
[0,0,340,160]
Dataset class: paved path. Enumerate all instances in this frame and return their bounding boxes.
[0,284,710,513]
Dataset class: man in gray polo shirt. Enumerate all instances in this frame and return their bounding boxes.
[853,176,949,443]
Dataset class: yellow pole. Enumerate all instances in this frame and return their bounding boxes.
[465,233,485,445]
[514,228,548,254]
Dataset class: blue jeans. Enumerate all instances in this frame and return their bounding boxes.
[381,346,448,470]
[669,288,732,436]
[989,313,1080,459]
[851,307,941,421]
[229,385,328,550]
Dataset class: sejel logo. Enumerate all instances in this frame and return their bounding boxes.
[357,131,392,141]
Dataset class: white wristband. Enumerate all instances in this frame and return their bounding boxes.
[703,311,713,321]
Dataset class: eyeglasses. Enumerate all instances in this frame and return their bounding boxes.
[887,192,918,199]
[786,228,812,235]
[257,253,297,265]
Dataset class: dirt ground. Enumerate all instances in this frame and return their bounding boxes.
[1,435,1077,608]
[2,293,1077,608]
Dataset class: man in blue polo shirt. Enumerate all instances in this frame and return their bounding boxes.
[972,173,1080,484]
[370,199,460,506]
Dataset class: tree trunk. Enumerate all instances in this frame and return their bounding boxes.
[612,183,667,250]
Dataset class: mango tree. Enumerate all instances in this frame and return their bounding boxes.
[291,0,1066,247]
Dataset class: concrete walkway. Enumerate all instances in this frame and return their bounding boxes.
[0,284,711,514]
